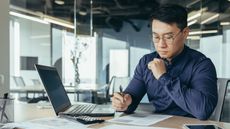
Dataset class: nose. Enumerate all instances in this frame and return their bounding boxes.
[157,38,167,47]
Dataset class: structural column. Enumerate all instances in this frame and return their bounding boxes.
[0,0,10,96]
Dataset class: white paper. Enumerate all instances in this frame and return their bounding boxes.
[100,124,175,129]
[108,113,172,126]
[2,117,89,129]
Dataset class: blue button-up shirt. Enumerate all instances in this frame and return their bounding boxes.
[124,45,218,120]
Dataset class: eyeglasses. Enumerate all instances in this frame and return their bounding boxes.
[152,31,182,45]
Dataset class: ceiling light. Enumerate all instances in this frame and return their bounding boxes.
[9,11,49,24]
[201,14,219,24]
[186,0,201,7]
[187,7,207,21]
[189,30,218,35]
[220,22,230,26]
[188,20,197,26]
[55,0,65,5]
[30,35,50,39]
[79,7,87,16]
[79,11,87,16]
[188,13,201,21]
[44,16,74,29]
[187,36,200,40]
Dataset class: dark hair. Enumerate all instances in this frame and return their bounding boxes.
[150,4,188,30]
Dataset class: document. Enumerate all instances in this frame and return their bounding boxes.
[2,117,89,129]
[100,125,176,129]
[108,113,172,126]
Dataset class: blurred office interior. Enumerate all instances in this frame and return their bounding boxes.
[0,0,230,122]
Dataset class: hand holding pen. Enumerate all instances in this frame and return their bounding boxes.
[111,85,132,112]
[119,85,124,103]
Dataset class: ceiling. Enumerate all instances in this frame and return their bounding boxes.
[10,0,230,33]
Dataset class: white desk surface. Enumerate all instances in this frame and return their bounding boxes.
[13,102,230,129]
[14,101,55,122]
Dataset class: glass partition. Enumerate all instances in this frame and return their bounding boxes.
[10,15,51,86]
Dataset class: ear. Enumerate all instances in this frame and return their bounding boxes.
[182,27,190,38]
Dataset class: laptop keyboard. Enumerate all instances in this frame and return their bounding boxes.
[69,104,96,114]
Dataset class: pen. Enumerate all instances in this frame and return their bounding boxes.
[114,85,125,117]
[119,85,124,103]
[1,93,8,122]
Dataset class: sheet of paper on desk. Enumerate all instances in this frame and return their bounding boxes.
[108,113,172,126]
[2,117,88,129]
[100,125,176,129]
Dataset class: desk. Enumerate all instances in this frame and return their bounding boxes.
[11,84,104,103]
[14,102,55,122]
[10,85,45,94]
[14,102,230,129]
[10,85,46,102]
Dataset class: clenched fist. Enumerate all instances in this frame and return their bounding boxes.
[147,58,166,80]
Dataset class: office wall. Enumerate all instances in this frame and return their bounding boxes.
[0,0,10,97]
[130,47,151,77]
[200,35,223,77]
[52,28,62,65]
[98,36,128,84]
[199,32,230,78]
[109,49,129,80]
[96,20,153,84]
[222,28,230,78]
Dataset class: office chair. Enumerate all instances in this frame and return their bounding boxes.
[109,76,131,96]
[12,76,29,102]
[95,76,130,104]
[219,79,230,122]
[209,78,230,121]
[31,79,41,85]
[30,78,49,103]
[13,76,26,87]
[13,76,48,103]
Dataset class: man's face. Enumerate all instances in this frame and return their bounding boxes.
[152,20,189,61]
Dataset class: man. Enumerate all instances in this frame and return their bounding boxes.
[111,4,218,120]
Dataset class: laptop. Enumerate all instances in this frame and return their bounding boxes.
[35,64,115,117]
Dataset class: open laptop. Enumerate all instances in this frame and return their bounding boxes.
[35,64,115,117]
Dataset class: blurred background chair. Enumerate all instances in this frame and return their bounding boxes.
[31,79,41,85]
[12,76,29,102]
[219,78,230,122]
[209,78,230,121]
[31,78,49,103]
[109,76,131,96]
[13,76,48,103]
[95,76,116,104]
[96,76,131,104]
[13,76,26,87]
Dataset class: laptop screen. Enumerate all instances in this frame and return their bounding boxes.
[35,64,71,115]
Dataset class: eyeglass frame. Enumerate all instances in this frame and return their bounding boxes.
[151,30,182,45]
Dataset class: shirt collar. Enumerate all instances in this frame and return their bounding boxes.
[171,45,188,64]
[156,45,188,65]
